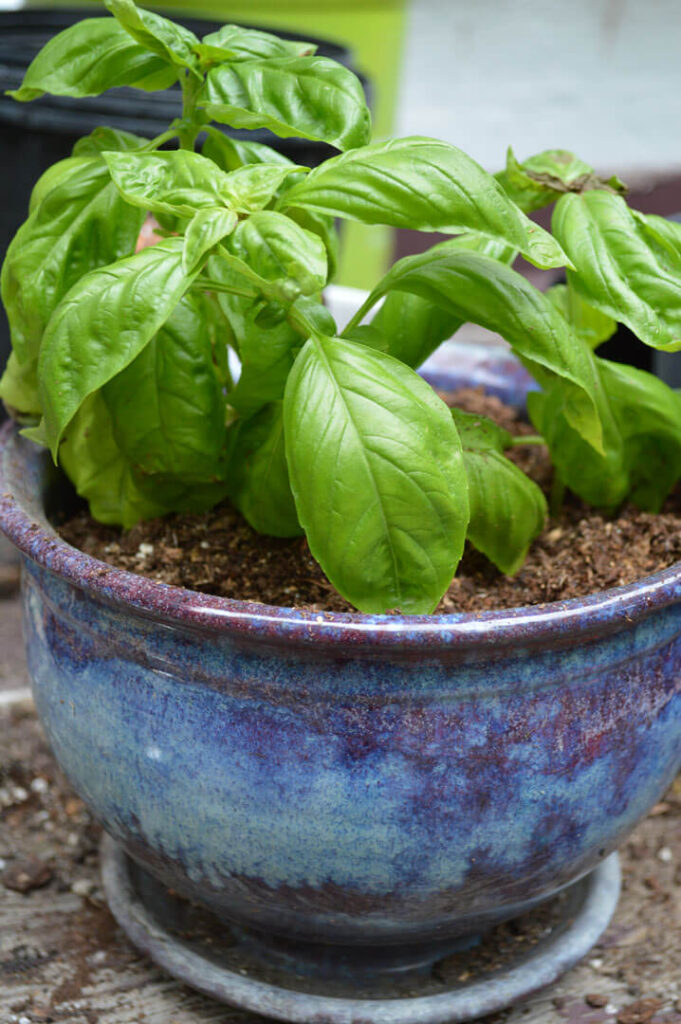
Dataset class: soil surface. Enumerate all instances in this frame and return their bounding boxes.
[57,389,681,614]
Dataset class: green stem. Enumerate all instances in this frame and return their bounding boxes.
[287,304,318,339]
[141,128,179,152]
[178,71,202,151]
[193,278,258,299]
[341,291,382,336]
[508,434,545,447]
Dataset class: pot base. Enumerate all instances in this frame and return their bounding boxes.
[100,839,622,1024]
[100,836,620,1024]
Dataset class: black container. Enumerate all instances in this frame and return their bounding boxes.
[0,7,367,382]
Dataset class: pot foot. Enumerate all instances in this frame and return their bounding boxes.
[100,835,620,1024]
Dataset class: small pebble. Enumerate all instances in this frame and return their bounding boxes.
[586,993,609,1008]
[589,957,604,969]
[30,776,49,794]
[2,856,53,893]
[657,846,673,863]
[136,542,154,558]
[71,878,96,898]
[200,540,210,549]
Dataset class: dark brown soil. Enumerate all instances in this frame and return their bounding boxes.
[57,389,681,614]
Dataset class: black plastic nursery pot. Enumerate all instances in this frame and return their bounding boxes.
[0,7,368,384]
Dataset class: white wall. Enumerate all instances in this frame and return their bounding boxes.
[397,0,681,180]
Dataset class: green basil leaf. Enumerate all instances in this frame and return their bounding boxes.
[286,207,339,281]
[199,25,316,62]
[183,207,238,274]
[449,407,544,574]
[59,391,168,528]
[218,163,308,213]
[450,407,513,452]
[199,56,371,151]
[0,352,41,420]
[226,402,302,537]
[105,150,302,218]
[359,246,603,451]
[496,147,594,213]
[227,295,335,418]
[529,357,681,511]
[230,211,327,294]
[27,157,92,215]
[284,335,469,613]
[72,125,149,156]
[553,191,681,351]
[102,293,228,483]
[369,235,516,368]
[105,150,232,218]
[282,138,568,269]
[39,237,196,456]
[202,127,296,172]
[103,0,199,73]
[545,283,616,349]
[464,448,546,575]
[2,157,145,366]
[8,17,176,101]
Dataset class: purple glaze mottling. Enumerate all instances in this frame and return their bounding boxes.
[2,357,681,953]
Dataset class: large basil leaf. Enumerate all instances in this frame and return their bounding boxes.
[358,247,603,451]
[72,125,149,156]
[105,150,301,218]
[2,157,145,366]
[369,235,516,368]
[104,0,199,74]
[59,391,167,528]
[39,238,196,456]
[451,408,546,574]
[8,18,176,101]
[230,211,327,295]
[545,283,616,350]
[0,352,42,420]
[199,56,371,151]
[183,207,238,274]
[227,295,335,418]
[282,138,569,269]
[553,191,681,351]
[105,150,234,218]
[102,294,228,483]
[199,25,315,62]
[284,335,469,613]
[226,402,302,537]
[496,147,595,213]
[529,358,681,511]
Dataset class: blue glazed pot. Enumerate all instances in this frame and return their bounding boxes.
[1,352,681,960]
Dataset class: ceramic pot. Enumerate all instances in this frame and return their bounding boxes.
[1,353,680,1005]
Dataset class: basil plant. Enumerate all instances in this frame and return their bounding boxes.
[4,0,681,614]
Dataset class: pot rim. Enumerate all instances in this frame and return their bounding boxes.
[2,419,681,654]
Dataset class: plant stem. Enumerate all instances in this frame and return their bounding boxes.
[508,434,545,447]
[178,71,202,151]
[193,278,258,299]
[341,292,382,336]
[287,304,318,339]
[142,128,179,152]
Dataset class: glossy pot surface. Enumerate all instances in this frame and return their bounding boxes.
[2,358,681,947]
